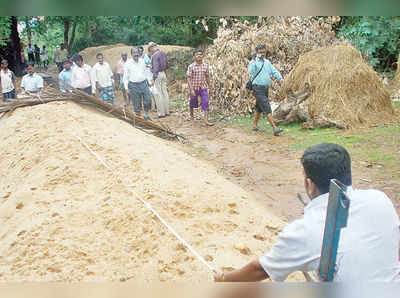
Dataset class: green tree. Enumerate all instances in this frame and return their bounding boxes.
[337,16,400,71]
[0,17,11,46]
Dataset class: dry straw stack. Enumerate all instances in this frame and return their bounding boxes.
[391,54,400,99]
[279,46,395,128]
[205,16,342,114]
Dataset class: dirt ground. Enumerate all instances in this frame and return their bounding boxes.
[110,88,400,221]
[16,64,400,222]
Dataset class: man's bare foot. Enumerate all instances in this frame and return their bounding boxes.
[205,121,214,126]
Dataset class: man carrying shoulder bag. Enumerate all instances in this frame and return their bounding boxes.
[247,44,283,136]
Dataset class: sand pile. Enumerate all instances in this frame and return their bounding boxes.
[0,102,287,281]
[275,46,395,129]
[79,44,192,72]
[205,16,344,114]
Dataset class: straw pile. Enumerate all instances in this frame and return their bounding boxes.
[390,54,400,101]
[205,16,344,114]
[275,46,395,129]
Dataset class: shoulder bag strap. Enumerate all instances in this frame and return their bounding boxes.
[251,59,265,83]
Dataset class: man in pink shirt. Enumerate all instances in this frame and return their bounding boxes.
[71,54,94,95]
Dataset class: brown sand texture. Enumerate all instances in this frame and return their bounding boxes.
[0,101,286,282]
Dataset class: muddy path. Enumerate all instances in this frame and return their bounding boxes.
[89,83,400,221]
[160,110,400,221]
[163,113,306,222]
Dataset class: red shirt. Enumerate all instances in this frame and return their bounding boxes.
[187,62,209,91]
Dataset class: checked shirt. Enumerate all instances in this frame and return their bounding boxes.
[187,62,209,91]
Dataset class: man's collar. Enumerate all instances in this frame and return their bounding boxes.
[306,185,353,209]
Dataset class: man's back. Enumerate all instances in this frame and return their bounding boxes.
[260,187,400,282]
[304,188,400,281]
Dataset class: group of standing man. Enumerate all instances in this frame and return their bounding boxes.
[57,42,170,120]
[6,41,284,136]
[119,42,170,119]
[25,43,49,70]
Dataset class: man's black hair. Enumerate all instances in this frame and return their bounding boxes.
[96,53,103,58]
[193,49,203,56]
[301,143,352,194]
[255,44,266,52]
[26,62,35,67]
[63,59,71,64]
[72,54,83,62]
[138,46,144,50]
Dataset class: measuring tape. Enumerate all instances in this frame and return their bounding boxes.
[75,134,219,276]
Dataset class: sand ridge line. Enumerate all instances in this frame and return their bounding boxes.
[74,133,219,276]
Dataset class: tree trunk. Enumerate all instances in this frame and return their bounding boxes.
[68,20,78,53]
[10,16,23,76]
[63,18,70,48]
[24,16,32,43]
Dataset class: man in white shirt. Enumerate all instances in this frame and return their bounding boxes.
[21,63,44,96]
[0,59,16,102]
[215,143,400,282]
[123,47,152,120]
[92,53,114,105]
[71,54,94,95]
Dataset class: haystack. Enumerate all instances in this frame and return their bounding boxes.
[275,46,395,129]
[0,101,287,281]
[390,54,400,100]
[205,16,344,114]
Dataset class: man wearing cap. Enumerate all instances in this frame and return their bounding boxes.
[123,47,152,120]
[148,42,170,118]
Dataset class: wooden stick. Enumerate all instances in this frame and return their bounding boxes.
[69,86,184,139]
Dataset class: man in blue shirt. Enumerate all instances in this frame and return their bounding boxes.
[59,59,73,93]
[248,44,283,136]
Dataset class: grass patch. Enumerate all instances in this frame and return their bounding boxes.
[225,114,400,171]
[393,101,400,109]
[171,95,187,112]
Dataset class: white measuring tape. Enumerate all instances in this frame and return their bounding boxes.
[74,135,219,275]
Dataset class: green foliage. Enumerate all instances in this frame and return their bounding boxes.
[337,17,400,71]
[0,17,11,46]
[18,16,258,57]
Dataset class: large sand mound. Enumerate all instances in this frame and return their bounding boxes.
[0,102,286,281]
[80,44,192,72]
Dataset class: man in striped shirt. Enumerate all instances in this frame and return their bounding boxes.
[187,49,213,126]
